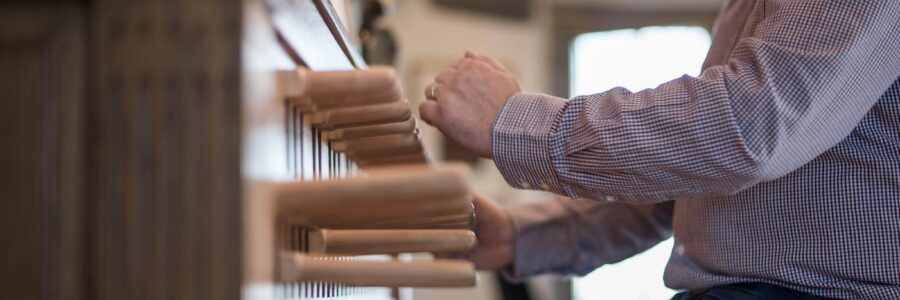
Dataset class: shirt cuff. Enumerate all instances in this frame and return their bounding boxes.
[500,201,579,282]
[491,92,573,196]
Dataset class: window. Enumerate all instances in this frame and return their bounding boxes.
[569,26,711,300]
[570,26,711,95]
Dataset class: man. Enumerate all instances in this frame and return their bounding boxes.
[418,1,899,299]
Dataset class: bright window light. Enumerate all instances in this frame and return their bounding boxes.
[569,26,711,300]
[570,26,711,96]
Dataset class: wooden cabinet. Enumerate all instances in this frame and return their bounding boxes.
[1,0,432,299]
[0,5,86,300]
[243,0,398,299]
[1,0,240,299]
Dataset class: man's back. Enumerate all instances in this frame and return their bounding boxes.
[669,80,899,297]
[417,0,900,298]
[667,1,899,298]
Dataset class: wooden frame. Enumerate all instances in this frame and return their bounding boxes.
[0,5,85,300]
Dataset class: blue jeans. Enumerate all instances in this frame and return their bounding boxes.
[671,282,834,300]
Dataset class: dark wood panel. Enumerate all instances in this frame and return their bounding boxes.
[86,1,242,299]
[0,1,391,299]
[0,5,85,300]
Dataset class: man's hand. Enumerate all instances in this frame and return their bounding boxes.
[433,192,514,270]
[419,50,522,158]
[469,192,514,270]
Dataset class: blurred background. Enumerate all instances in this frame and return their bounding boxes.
[333,0,718,299]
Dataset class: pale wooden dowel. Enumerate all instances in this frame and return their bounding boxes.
[281,254,477,287]
[273,164,467,206]
[324,118,417,141]
[272,164,472,228]
[362,163,456,175]
[284,67,403,111]
[355,153,429,168]
[308,229,476,255]
[289,197,473,229]
[352,148,425,166]
[311,99,411,129]
[332,133,422,158]
[328,202,474,230]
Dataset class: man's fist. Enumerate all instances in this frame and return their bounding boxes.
[470,192,514,270]
[419,50,522,158]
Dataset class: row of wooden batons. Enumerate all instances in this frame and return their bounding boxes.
[274,67,476,288]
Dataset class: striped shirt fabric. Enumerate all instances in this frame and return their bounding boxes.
[491,0,900,299]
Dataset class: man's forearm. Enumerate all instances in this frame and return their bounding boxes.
[501,197,674,281]
[492,1,899,203]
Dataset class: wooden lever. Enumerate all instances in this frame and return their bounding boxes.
[354,152,428,168]
[332,133,422,158]
[282,67,403,111]
[311,99,411,129]
[274,164,467,205]
[341,208,473,229]
[308,229,476,255]
[324,118,417,141]
[278,195,473,229]
[281,254,477,287]
[272,164,472,229]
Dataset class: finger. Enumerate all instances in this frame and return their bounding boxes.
[477,55,509,73]
[435,68,457,84]
[448,58,464,69]
[465,50,508,73]
[418,100,440,126]
[472,193,487,214]
[423,83,438,100]
[460,59,496,74]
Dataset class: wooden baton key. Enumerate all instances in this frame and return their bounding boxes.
[282,66,403,112]
[311,99,411,129]
[272,164,473,228]
[308,229,477,255]
[290,195,473,229]
[281,254,477,287]
[354,152,429,168]
[324,118,417,141]
[344,210,474,230]
[332,133,422,158]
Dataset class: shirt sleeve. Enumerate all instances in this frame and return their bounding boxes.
[500,198,674,281]
[491,1,900,203]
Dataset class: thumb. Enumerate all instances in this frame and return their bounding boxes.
[418,100,441,126]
